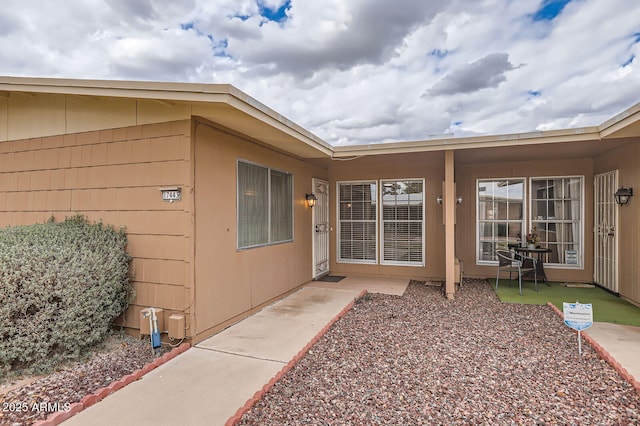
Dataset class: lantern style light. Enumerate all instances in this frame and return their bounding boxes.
[306,193,317,207]
[614,187,633,205]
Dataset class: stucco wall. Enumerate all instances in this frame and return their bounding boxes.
[456,157,594,284]
[0,120,193,333]
[328,152,446,281]
[593,138,640,306]
[192,121,328,341]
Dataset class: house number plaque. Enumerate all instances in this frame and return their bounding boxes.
[160,187,182,203]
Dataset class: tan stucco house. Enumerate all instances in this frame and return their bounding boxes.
[1,76,639,343]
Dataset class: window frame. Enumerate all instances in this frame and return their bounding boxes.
[236,159,294,250]
[529,175,584,269]
[336,180,378,264]
[379,178,425,267]
[476,178,527,265]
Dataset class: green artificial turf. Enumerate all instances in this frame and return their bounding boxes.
[490,279,640,327]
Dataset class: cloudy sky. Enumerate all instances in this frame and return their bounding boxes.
[1,0,639,145]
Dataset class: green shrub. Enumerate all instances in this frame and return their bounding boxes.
[0,215,133,378]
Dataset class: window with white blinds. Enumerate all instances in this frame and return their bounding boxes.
[237,160,293,249]
[381,179,424,265]
[338,181,377,263]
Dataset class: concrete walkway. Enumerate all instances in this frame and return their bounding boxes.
[63,276,639,425]
[585,321,640,383]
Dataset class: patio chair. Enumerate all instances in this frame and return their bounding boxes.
[495,249,538,296]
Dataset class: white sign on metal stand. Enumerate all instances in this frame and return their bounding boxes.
[563,302,593,355]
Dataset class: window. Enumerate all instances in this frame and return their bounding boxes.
[338,181,377,263]
[530,177,582,266]
[270,169,293,243]
[477,179,525,262]
[237,160,293,249]
[381,179,424,265]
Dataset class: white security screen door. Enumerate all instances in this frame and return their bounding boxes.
[594,170,618,293]
[312,178,330,278]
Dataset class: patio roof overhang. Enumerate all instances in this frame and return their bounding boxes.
[333,103,640,163]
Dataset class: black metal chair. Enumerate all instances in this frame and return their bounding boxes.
[495,249,538,296]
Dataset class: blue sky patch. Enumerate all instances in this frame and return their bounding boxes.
[531,0,572,21]
[633,32,640,44]
[180,22,230,58]
[528,90,541,97]
[259,0,291,23]
[430,49,449,59]
[209,36,230,58]
[622,55,635,67]
[231,13,251,21]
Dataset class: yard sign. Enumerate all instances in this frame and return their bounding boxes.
[563,302,593,355]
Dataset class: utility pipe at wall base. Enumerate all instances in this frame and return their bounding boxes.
[150,308,161,349]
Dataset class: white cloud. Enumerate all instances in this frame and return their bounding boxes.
[428,53,519,96]
[0,0,639,145]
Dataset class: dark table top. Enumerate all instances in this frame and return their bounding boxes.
[514,247,552,254]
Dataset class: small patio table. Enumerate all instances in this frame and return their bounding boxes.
[514,247,552,283]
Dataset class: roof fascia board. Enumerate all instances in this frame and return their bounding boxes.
[332,127,601,157]
[0,77,232,103]
[223,95,333,157]
[598,102,640,139]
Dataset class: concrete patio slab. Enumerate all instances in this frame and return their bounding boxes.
[306,274,411,296]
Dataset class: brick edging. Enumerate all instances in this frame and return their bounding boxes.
[32,342,191,426]
[546,302,640,393]
[225,289,368,426]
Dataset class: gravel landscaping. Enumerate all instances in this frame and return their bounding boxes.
[238,279,640,425]
[0,333,165,426]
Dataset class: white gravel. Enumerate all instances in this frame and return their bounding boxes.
[238,279,640,425]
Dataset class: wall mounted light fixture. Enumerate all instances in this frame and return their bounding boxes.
[614,187,633,205]
[306,193,318,207]
[436,196,443,204]
[456,196,463,205]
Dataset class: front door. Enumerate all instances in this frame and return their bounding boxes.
[312,178,330,278]
[594,170,618,293]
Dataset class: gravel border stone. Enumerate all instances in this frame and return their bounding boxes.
[234,279,640,425]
